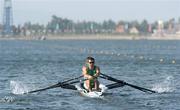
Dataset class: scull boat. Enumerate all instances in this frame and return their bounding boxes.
[75,83,108,98]
[26,73,157,97]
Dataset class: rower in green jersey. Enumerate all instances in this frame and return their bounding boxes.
[82,56,100,92]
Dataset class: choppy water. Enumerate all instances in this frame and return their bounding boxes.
[0,40,180,110]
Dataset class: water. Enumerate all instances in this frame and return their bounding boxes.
[0,39,180,110]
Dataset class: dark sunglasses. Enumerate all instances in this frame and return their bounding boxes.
[89,61,94,64]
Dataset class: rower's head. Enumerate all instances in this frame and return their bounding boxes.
[86,56,95,66]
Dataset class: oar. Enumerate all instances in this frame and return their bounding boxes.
[100,73,156,93]
[61,75,83,84]
[27,75,83,94]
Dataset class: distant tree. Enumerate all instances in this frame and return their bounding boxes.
[11,25,17,35]
[74,21,85,34]
[23,22,31,30]
[128,20,140,29]
[23,22,44,32]
[91,22,102,34]
[139,19,149,34]
[61,18,73,32]
[163,21,169,30]
[102,20,116,33]
[108,20,116,31]
[117,20,125,25]
[21,14,179,36]
[151,21,158,32]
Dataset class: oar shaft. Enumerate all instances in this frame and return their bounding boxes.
[125,83,156,93]
[27,78,87,94]
[106,82,124,89]
[29,75,83,93]
[100,74,124,84]
[28,83,61,93]
[100,73,156,93]
[61,75,83,84]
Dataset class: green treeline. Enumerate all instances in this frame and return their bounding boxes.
[8,15,180,36]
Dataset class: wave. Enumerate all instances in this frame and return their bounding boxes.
[10,80,30,94]
[152,76,175,93]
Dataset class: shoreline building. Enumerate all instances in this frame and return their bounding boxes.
[2,0,13,36]
[157,20,164,36]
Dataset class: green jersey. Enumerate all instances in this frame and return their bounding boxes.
[86,65,97,88]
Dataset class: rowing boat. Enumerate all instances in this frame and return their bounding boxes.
[26,73,156,95]
[75,83,108,98]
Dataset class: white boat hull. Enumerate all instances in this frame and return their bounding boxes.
[75,83,107,98]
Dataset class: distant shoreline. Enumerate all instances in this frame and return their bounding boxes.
[0,35,180,40]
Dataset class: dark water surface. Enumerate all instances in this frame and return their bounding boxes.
[0,40,180,110]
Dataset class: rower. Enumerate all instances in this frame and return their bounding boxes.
[82,57,100,92]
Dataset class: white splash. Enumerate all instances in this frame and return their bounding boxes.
[10,81,29,94]
[152,76,175,93]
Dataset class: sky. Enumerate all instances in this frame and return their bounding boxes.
[0,0,180,25]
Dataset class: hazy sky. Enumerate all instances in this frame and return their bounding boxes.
[0,0,180,25]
